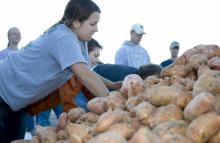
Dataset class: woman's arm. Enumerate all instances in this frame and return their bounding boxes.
[71,63,109,97]
[95,72,122,91]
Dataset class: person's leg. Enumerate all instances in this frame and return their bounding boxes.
[22,113,35,134]
[53,104,63,119]
[36,109,52,126]
[74,91,89,111]
[0,97,26,143]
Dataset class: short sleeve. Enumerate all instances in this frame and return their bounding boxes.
[53,35,87,71]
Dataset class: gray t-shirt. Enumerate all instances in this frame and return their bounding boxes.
[115,41,151,68]
[0,24,89,111]
[0,47,19,61]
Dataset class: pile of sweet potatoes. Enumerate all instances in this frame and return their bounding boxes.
[13,44,220,143]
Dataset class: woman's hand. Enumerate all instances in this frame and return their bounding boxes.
[109,81,123,91]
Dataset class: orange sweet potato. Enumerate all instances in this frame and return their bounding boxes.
[160,133,194,143]
[87,131,127,143]
[153,120,188,137]
[186,112,220,143]
[208,56,220,70]
[171,91,192,109]
[120,74,144,97]
[87,97,108,115]
[193,69,220,97]
[129,127,163,143]
[95,109,126,133]
[147,104,183,128]
[183,92,215,122]
[208,130,220,143]
[67,107,86,123]
[65,123,92,143]
[134,101,156,124]
[145,86,182,106]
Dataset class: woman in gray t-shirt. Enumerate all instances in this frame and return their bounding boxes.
[0,0,116,142]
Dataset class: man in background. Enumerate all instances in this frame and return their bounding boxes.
[115,23,151,68]
[160,41,180,68]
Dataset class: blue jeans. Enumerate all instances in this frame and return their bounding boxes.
[22,113,35,133]
[74,91,89,111]
[0,97,26,143]
[36,104,62,126]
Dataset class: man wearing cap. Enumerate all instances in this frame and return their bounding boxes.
[160,41,180,68]
[115,23,151,68]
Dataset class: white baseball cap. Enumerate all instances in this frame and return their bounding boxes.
[131,23,145,35]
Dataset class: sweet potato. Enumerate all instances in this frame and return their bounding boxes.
[95,109,126,133]
[160,64,192,78]
[186,112,220,143]
[153,120,188,137]
[171,91,192,109]
[183,92,215,121]
[197,64,210,78]
[160,133,194,143]
[193,69,220,97]
[55,140,69,143]
[65,123,92,143]
[35,126,57,143]
[134,101,156,124]
[108,123,135,139]
[67,107,86,123]
[77,112,99,123]
[201,44,220,58]
[213,94,220,114]
[31,136,40,143]
[57,130,67,141]
[87,131,127,143]
[129,127,163,143]
[145,86,182,106]
[105,91,126,110]
[188,53,208,70]
[121,116,141,133]
[125,94,146,112]
[208,56,220,70]
[181,44,220,64]
[170,76,195,91]
[208,130,220,143]
[147,104,183,128]
[87,97,108,115]
[120,74,144,97]
[142,75,162,88]
[56,112,70,130]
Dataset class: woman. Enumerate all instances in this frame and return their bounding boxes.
[0,27,21,61]
[0,0,112,142]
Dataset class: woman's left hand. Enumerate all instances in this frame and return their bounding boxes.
[110,81,123,90]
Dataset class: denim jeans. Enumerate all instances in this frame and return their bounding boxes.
[36,91,89,126]
[74,91,89,111]
[0,97,26,143]
[22,113,35,134]
[36,104,62,126]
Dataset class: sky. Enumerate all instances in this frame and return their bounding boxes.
[0,0,220,65]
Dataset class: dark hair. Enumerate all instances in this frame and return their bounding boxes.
[138,64,162,80]
[60,0,101,26]
[88,38,102,53]
[45,0,101,32]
